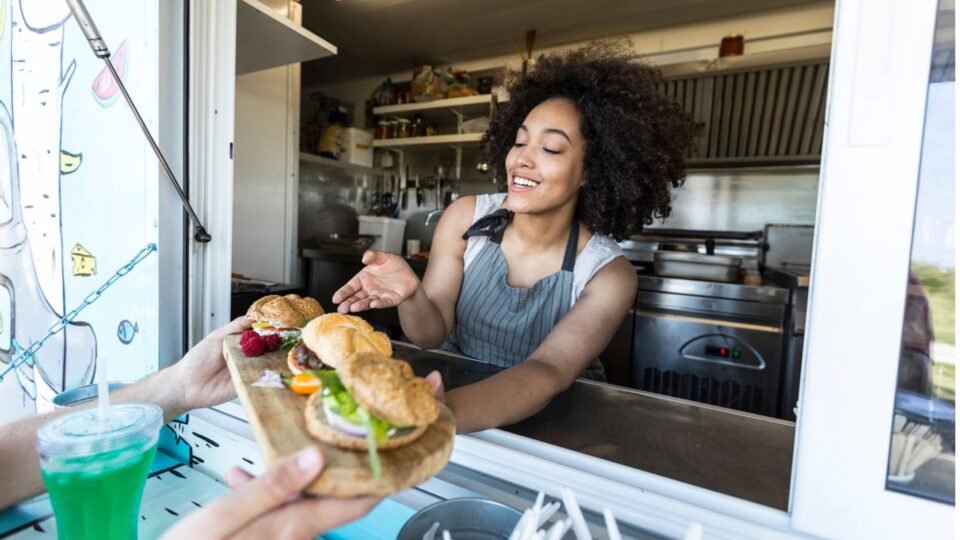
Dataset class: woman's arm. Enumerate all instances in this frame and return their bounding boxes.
[445,256,637,433]
[397,196,475,347]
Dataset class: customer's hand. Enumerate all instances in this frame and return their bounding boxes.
[333,250,420,313]
[160,446,380,540]
[173,317,252,412]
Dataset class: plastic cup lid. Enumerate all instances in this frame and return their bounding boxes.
[36,403,163,457]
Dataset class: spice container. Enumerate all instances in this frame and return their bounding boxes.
[375,120,390,140]
[396,118,411,138]
[719,34,744,57]
[411,114,424,137]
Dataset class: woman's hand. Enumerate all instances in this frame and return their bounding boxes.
[426,371,446,404]
[333,250,420,313]
[160,446,380,540]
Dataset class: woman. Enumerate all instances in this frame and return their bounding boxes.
[334,42,692,433]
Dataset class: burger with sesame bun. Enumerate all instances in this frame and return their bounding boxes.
[304,351,439,478]
[287,313,392,374]
[245,294,324,348]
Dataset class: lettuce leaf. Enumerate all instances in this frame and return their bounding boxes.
[366,417,383,481]
[310,370,396,481]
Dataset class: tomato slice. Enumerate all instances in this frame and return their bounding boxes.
[290,373,320,395]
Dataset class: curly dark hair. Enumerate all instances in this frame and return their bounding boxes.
[483,41,693,241]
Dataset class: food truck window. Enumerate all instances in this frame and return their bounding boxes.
[885,1,955,505]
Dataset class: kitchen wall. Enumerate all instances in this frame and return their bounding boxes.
[656,167,819,231]
[232,2,302,285]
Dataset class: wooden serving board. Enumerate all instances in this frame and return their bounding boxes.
[222,335,456,497]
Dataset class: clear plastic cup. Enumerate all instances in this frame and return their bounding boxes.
[36,403,163,540]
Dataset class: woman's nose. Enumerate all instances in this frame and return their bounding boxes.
[515,145,534,168]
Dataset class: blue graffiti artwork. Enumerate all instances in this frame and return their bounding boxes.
[117,319,138,345]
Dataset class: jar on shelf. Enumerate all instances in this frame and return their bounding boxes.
[388,120,398,139]
[411,114,424,137]
[375,120,390,140]
[397,118,411,138]
[425,123,438,137]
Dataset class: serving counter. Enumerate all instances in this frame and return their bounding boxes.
[392,343,796,511]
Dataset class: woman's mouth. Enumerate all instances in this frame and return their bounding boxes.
[510,175,541,192]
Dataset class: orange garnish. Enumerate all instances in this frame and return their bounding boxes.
[290,373,320,395]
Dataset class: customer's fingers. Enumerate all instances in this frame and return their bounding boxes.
[228,496,382,540]
[208,317,253,340]
[225,466,256,490]
[191,446,324,538]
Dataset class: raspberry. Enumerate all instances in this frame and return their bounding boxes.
[262,333,281,352]
[240,330,259,345]
[241,333,266,356]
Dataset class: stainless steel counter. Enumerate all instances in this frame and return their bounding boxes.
[391,342,796,511]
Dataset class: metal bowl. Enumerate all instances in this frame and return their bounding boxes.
[397,497,522,540]
[52,382,133,409]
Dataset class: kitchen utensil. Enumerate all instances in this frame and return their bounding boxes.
[525,29,536,60]
[301,233,376,255]
[397,498,522,540]
[653,251,742,283]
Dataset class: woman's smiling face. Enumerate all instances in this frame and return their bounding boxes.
[504,97,587,215]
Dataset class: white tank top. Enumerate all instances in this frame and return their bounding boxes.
[463,193,624,307]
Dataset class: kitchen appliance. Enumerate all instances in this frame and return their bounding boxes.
[632,275,789,417]
[653,251,742,283]
[765,265,809,421]
[358,215,406,254]
[621,228,764,282]
[762,224,813,420]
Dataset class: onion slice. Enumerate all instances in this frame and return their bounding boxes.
[323,399,368,438]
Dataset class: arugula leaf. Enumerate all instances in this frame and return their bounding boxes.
[280,334,300,350]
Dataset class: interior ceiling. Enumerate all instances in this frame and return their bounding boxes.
[299,0,824,86]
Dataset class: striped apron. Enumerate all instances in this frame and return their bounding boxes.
[444,208,606,381]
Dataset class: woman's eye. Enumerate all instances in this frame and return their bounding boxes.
[543,147,561,155]
[513,142,526,148]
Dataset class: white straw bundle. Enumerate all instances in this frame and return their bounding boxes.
[888,414,943,478]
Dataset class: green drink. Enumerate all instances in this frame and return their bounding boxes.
[36,403,162,540]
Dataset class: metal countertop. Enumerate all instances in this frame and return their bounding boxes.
[391,342,796,511]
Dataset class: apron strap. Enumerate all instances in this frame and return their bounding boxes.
[561,220,579,272]
[462,208,514,244]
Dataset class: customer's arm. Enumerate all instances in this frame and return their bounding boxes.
[0,317,251,510]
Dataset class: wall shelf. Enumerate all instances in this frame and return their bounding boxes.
[373,94,494,121]
[372,133,484,151]
[236,0,337,75]
[299,152,378,174]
